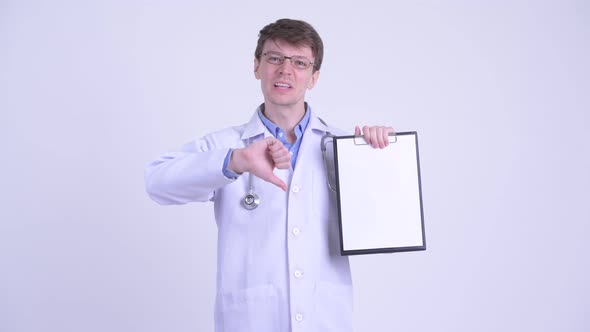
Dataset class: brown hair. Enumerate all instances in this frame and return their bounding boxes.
[255,18,324,72]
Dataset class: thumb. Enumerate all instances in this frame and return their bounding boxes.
[266,173,288,192]
[265,136,280,147]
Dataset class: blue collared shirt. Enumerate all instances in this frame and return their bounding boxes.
[222,104,311,178]
[257,104,310,169]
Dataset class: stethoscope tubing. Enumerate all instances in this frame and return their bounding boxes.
[241,132,336,210]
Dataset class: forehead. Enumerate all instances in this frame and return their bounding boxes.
[262,39,314,58]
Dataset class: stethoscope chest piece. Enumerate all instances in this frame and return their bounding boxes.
[242,172,260,210]
[242,192,260,210]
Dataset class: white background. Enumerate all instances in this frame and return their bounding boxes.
[1,1,589,331]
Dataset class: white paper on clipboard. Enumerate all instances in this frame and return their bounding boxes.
[333,132,426,255]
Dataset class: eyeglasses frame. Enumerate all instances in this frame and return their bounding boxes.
[261,51,316,70]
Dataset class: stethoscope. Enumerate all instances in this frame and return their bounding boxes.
[241,172,261,210]
[241,136,262,210]
[241,131,337,210]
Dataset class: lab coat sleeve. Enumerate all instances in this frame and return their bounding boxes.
[144,138,236,205]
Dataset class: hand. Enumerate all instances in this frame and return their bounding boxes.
[354,125,395,149]
[228,137,291,191]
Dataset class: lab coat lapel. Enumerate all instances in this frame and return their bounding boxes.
[294,113,330,174]
[241,111,272,141]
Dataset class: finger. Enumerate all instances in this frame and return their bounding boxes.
[355,126,361,136]
[368,126,379,149]
[270,145,289,159]
[271,151,291,168]
[275,160,291,169]
[266,173,287,191]
[379,127,388,148]
[273,154,291,164]
[382,126,394,147]
[376,127,386,148]
[362,125,372,146]
[272,149,290,158]
[266,137,285,152]
[384,127,395,148]
[269,149,290,167]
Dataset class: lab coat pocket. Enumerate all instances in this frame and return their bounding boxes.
[220,284,280,332]
[313,281,353,332]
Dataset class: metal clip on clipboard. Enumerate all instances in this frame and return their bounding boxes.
[352,132,397,145]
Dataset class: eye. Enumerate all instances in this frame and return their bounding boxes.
[265,53,283,64]
[269,56,281,62]
[294,60,307,68]
[292,57,311,69]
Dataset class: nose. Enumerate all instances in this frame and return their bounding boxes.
[278,60,293,75]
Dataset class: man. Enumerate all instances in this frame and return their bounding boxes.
[145,18,393,332]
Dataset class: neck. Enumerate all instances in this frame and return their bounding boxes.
[262,102,306,142]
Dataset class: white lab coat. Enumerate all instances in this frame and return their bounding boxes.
[145,110,352,332]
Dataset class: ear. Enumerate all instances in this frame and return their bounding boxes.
[254,59,261,80]
[307,70,320,90]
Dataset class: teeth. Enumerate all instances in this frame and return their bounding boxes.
[274,83,291,88]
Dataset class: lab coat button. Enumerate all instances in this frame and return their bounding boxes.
[292,227,301,236]
[295,313,304,322]
[292,185,300,193]
[294,270,303,278]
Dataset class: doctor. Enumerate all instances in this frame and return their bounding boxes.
[145,18,393,332]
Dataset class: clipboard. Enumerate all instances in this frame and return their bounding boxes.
[332,132,426,255]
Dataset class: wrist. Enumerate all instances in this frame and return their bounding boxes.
[228,148,247,174]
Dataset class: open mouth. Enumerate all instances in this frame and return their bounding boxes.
[274,82,292,88]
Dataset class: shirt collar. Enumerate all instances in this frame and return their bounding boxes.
[256,103,311,140]
[241,103,329,140]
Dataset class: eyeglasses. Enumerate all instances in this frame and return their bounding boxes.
[262,51,315,70]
